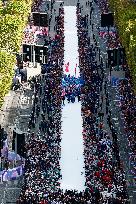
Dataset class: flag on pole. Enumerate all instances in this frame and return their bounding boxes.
[75,67,76,77]
[75,64,78,76]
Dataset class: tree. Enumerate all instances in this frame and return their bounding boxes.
[109,0,136,93]
[0,0,34,108]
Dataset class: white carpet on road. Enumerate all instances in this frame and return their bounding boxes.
[63,6,79,77]
[60,6,85,192]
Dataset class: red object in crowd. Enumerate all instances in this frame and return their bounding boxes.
[89,187,94,193]
[94,171,100,178]
[75,67,76,75]
[99,123,103,129]
[65,62,70,72]
[108,183,112,189]
[40,200,48,204]
[65,65,69,72]
[102,168,112,176]
[55,34,60,39]
[83,129,86,133]
[62,90,66,97]
[97,159,105,167]
[102,175,112,183]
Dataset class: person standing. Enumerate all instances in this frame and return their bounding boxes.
[61,89,66,105]
[71,93,75,103]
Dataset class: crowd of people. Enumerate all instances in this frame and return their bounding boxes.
[17,5,66,204]
[94,0,109,13]
[23,25,48,45]
[15,0,135,203]
[31,0,43,12]
[77,3,129,203]
[118,78,136,183]
[99,30,121,49]
[95,0,136,186]
[61,74,84,104]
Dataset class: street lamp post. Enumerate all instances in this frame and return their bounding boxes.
[129,195,133,204]
[33,45,36,67]
[15,131,17,167]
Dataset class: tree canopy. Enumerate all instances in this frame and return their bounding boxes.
[0,0,33,108]
[109,0,136,93]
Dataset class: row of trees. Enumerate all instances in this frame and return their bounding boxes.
[109,0,136,93]
[0,0,33,107]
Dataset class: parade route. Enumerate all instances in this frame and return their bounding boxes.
[60,6,85,192]
[63,6,79,77]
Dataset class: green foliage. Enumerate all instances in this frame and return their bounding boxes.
[0,0,33,108]
[0,51,16,107]
[109,0,136,93]
[2,0,31,16]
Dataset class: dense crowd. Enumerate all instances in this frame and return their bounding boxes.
[32,0,43,12]
[99,30,121,49]
[95,0,136,187]
[23,25,48,45]
[94,0,109,13]
[77,3,129,203]
[17,6,65,204]
[16,0,134,203]
[118,78,136,183]
[61,74,84,104]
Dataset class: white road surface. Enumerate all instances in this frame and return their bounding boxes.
[60,6,85,192]
[63,6,79,77]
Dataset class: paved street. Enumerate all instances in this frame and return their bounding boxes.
[0,84,33,149]
[0,178,23,204]
[0,0,135,203]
